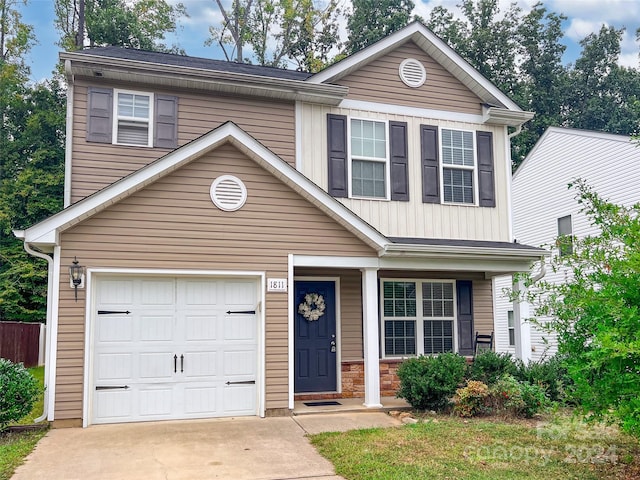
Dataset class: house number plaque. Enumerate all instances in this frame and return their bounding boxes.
[267,278,287,292]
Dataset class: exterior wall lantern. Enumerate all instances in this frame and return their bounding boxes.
[69,257,85,302]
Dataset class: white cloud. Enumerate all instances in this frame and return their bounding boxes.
[565,18,607,42]
[550,0,640,23]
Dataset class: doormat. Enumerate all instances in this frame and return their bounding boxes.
[303,401,342,407]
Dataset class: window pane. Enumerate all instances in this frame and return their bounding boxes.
[385,320,416,355]
[117,120,148,145]
[351,119,386,159]
[352,160,385,198]
[557,215,573,256]
[442,129,474,166]
[422,282,455,318]
[424,320,454,354]
[507,310,514,328]
[383,281,416,318]
[443,168,474,204]
[118,93,134,117]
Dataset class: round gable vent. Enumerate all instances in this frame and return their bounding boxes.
[399,58,426,88]
[210,175,247,212]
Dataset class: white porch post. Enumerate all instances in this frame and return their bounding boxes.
[361,267,382,408]
[512,278,532,364]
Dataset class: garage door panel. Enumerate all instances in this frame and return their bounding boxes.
[139,315,174,341]
[93,276,258,424]
[184,314,218,341]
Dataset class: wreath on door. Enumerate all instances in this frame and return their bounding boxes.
[298,293,326,321]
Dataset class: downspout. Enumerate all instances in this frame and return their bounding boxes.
[23,242,53,424]
[508,124,523,139]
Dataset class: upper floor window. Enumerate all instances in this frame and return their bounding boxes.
[114,90,154,147]
[557,215,573,256]
[441,129,475,204]
[350,119,389,199]
[381,279,456,358]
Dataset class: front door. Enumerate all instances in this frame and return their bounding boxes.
[294,280,337,393]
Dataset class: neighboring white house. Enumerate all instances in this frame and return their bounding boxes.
[494,127,640,362]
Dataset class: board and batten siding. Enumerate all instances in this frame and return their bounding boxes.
[71,79,296,203]
[55,143,375,421]
[300,103,511,241]
[337,42,482,115]
[494,128,640,360]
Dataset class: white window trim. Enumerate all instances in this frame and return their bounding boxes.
[380,278,458,359]
[112,88,154,147]
[507,309,515,347]
[439,128,478,206]
[347,117,391,201]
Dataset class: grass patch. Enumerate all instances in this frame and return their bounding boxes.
[0,365,48,480]
[0,429,47,480]
[310,415,640,480]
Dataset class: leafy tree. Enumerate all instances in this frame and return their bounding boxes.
[517,179,640,437]
[0,0,35,67]
[54,0,187,52]
[208,0,341,72]
[346,0,415,54]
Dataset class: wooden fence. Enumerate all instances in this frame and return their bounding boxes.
[0,322,44,368]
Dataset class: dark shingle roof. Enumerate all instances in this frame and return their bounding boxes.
[388,237,546,252]
[73,46,312,81]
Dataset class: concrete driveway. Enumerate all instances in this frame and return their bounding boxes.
[12,413,401,480]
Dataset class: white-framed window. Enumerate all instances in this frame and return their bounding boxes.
[557,215,573,256]
[440,128,476,205]
[349,118,389,199]
[507,310,515,347]
[381,279,457,357]
[113,89,154,147]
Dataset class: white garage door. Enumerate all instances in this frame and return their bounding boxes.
[91,276,259,424]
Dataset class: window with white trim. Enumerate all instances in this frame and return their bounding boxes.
[382,279,456,357]
[113,89,153,146]
[507,310,515,346]
[350,118,389,199]
[557,215,573,256]
[441,129,475,204]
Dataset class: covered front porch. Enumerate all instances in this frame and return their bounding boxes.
[287,239,545,410]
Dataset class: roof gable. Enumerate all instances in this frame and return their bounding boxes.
[309,22,522,112]
[17,122,388,251]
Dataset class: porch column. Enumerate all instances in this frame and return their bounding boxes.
[361,267,382,408]
[512,278,532,364]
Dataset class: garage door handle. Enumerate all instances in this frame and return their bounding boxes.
[180,354,184,373]
[174,354,177,373]
[96,385,130,390]
[225,380,255,385]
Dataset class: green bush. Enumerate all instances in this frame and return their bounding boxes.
[453,380,490,417]
[516,355,572,404]
[468,351,521,385]
[396,353,467,411]
[0,359,41,430]
[489,374,548,418]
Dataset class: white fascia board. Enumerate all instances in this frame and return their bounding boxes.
[22,122,388,253]
[482,107,535,127]
[339,99,485,124]
[383,243,548,259]
[309,22,522,112]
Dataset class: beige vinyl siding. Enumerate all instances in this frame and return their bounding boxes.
[295,268,363,362]
[300,103,511,241]
[55,143,375,420]
[338,42,482,115]
[71,79,296,203]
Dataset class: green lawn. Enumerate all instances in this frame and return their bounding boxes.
[0,366,48,480]
[310,415,640,480]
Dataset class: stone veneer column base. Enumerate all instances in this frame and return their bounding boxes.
[293,359,404,401]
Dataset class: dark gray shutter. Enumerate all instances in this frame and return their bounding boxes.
[154,95,178,148]
[420,125,440,203]
[327,114,348,197]
[86,87,113,143]
[477,131,495,207]
[389,121,409,201]
[456,280,474,356]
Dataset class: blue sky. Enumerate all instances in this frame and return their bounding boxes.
[19,0,640,82]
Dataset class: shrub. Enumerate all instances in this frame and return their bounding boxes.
[453,380,490,417]
[468,350,521,385]
[516,355,572,404]
[489,374,548,418]
[0,359,41,430]
[396,353,467,411]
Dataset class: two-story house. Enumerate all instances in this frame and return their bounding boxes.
[15,22,544,427]
[494,127,640,362]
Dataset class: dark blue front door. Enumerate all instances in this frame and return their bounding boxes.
[294,281,337,393]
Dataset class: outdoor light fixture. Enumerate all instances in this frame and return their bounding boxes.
[69,257,84,302]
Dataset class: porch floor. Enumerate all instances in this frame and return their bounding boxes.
[293,396,411,416]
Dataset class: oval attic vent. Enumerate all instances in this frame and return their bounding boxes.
[399,58,426,88]
[210,175,247,211]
